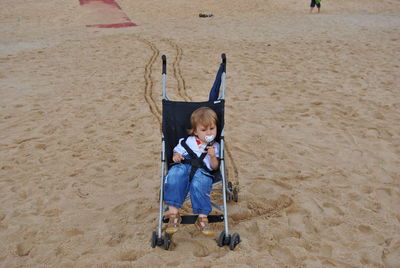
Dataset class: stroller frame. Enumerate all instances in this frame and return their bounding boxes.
[151,54,240,250]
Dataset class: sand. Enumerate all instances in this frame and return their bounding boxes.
[1,0,399,267]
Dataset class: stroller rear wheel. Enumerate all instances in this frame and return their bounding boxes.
[163,232,171,250]
[151,231,157,248]
[227,182,233,201]
[233,185,239,202]
[227,181,239,202]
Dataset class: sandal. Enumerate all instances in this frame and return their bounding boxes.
[195,215,214,236]
[166,213,181,234]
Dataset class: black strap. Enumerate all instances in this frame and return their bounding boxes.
[180,137,204,160]
[180,137,212,181]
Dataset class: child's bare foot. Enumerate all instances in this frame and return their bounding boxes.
[166,213,181,234]
[195,215,214,236]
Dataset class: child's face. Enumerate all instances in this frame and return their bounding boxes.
[194,123,217,144]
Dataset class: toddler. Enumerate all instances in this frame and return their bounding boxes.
[163,107,220,236]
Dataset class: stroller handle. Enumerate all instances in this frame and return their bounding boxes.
[221,53,226,72]
[163,54,224,74]
[162,55,167,74]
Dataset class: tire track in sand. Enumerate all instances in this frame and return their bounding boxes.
[224,143,239,184]
[165,39,239,183]
[165,39,191,102]
[138,37,239,183]
[137,37,161,126]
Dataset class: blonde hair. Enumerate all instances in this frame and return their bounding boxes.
[188,107,218,135]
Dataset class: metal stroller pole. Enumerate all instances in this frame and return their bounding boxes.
[217,54,241,250]
[158,138,166,239]
[220,129,229,236]
[158,55,167,239]
[219,54,229,235]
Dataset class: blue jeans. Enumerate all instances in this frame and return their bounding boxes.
[164,163,213,215]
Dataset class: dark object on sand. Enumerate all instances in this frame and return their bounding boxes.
[199,13,213,18]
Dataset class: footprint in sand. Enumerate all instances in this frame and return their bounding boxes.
[269,245,296,266]
[173,237,223,257]
[64,228,84,237]
[16,241,33,257]
[118,249,144,262]
[107,232,127,247]
[319,244,333,258]
[72,182,89,199]
[229,195,293,222]
[0,213,5,223]
[358,224,373,234]
[383,238,400,268]
[191,241,214,257]
[322,202,345,216]
[286,208,319,235]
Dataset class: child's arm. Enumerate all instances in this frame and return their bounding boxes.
[172,138,186,163]
[173,152,184,163]
[206,145,220,170]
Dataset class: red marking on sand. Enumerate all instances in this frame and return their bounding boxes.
[79,0,137,28]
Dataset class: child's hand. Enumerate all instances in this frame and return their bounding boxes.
[207,145,219,170]
[206,145,216,158]
[173,152,184,163]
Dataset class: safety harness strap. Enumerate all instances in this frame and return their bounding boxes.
[180,137,212,181]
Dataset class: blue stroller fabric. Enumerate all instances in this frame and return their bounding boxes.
[208,63,223,101]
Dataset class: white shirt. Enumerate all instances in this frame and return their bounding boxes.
[173,136,220,170]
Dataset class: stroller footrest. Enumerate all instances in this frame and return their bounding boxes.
[163,214,224,224]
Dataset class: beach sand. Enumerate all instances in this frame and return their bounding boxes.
[1,0,399,267]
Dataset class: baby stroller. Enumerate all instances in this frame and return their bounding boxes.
[151,54,240,250]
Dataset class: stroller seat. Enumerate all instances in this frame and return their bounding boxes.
[151,54,240,250]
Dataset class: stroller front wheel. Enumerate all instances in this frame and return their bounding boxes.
[229,233,241,250]
[217,231,231,247]
[163,232,171,250]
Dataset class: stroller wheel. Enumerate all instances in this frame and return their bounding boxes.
[151,231,157,248]
[233,185,239,202]
[163,232,171,250]
[217,231,231,247]
[229,233,241,250]
[227,182,233,201]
